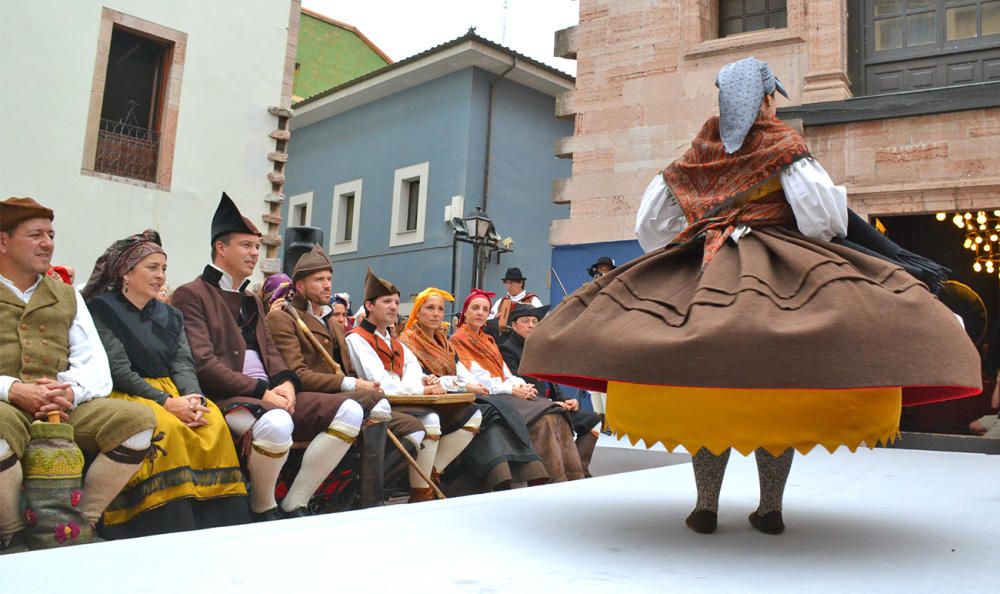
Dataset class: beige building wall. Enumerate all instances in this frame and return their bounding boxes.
[0,0,298,284]
[553,0,1000,245]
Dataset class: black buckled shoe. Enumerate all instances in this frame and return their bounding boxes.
[251,507,283,523]
[748,510,785,535]
[685,510,718,534]
[282,506,310,519]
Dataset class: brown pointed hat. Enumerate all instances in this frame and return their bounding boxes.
[292,244,332,281]
[1,197,54,233]
[211,192,261,243]
[364,268,399,302]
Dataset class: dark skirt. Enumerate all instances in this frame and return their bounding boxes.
[100,495,249,539]
[446,396,547,490]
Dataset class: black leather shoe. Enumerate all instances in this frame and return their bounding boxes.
[748,510,785,535]
[0,530,27,554]
[282,506,310,519]
[685,510,718,534]
[251,507,283,523]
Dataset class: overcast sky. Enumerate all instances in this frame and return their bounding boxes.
[300,0,580,75]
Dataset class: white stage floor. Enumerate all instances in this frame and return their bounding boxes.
[1,447,995,593]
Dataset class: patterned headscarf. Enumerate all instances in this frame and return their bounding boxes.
[82,230,165,299]
[260,273,292,305]
[716,56,789,154]
[456,289,495,327]
[404,287,455,332]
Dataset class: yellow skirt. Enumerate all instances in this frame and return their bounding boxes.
[102,377,247,526]
[606,382,902,456]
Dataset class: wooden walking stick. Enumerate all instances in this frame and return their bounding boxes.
[283,301,447,500]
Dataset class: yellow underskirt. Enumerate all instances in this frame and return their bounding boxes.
[606,382,902,456]
[103,377,246,526]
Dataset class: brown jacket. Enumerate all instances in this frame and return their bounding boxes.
[266,294,354,393]
[172,265,299,401]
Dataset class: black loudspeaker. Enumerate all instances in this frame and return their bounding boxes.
[283,226,324,276]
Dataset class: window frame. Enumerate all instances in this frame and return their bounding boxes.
[718,0,789,38]
[851,0,1000,95]
[330,179,363,255]
[389,162,429,247]
[81,8,186,191]
[288,191,314,228]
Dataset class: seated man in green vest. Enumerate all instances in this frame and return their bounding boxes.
[0,197,156,552]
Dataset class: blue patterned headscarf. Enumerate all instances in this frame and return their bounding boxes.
[715,57,789,154]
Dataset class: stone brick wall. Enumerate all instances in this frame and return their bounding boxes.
[553,0,999,246]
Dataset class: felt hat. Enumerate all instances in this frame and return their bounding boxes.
[508,303,550,324]
[364,268,399,303]
[501,267,526,281]
[292,244,332,281]
[1,197,53,232]
[587,256,617,278]
[211,192,261,243]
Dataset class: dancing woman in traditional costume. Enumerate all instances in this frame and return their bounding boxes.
[520,57,981,534]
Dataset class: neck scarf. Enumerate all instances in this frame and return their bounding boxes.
[82,229,165,299]
[456,289,495,327]
[664,114,809,267]
[450,324,505,378]
[403,287,454,333]
[399,324,457,377]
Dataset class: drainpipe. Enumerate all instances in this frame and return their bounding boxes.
[482,56,517,213]
[475,57,516,288]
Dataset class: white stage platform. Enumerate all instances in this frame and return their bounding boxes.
[1,447,995,593]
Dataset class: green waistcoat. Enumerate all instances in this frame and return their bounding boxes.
[0,276,76,382]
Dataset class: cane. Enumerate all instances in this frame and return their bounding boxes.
[283,301,447,500]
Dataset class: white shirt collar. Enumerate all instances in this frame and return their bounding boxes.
[209,264,250,293]
[508,290,527,301]
[0,272,42,303]
[308,302,332,323]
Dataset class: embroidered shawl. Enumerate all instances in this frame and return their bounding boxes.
[449,325,505,378]
[663,114,810,267]
[399,325,457,377]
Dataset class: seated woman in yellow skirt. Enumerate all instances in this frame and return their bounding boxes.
[83,230,248,538]
[521,58,980,535]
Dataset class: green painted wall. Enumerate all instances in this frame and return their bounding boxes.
[294,12,390,100]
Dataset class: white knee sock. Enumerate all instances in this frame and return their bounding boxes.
[0,440,24,539]
[369,398,391,423]
[79,429,154,525]
[434,410,482,473]
[234,409,293,513]
[409,414,441,489]
[281,401,362,513]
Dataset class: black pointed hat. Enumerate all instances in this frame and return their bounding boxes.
[211,192,261,243]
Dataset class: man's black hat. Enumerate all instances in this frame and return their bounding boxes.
[508,303,549,324]
[587,256,616,278]
[211,192,261,243]
[501,267,526,281]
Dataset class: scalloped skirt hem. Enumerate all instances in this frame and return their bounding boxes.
[605,381,902,457]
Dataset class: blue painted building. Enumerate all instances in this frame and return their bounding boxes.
[283,33,574,315]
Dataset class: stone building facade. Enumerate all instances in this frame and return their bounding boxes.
[552,0,1000,432]
[551,0,999,250]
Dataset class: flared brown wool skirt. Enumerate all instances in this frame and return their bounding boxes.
[520,226,982,455]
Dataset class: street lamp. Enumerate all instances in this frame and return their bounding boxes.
[449,206,512,293]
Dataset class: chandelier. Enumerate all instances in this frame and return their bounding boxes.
[937,210,1000,276]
